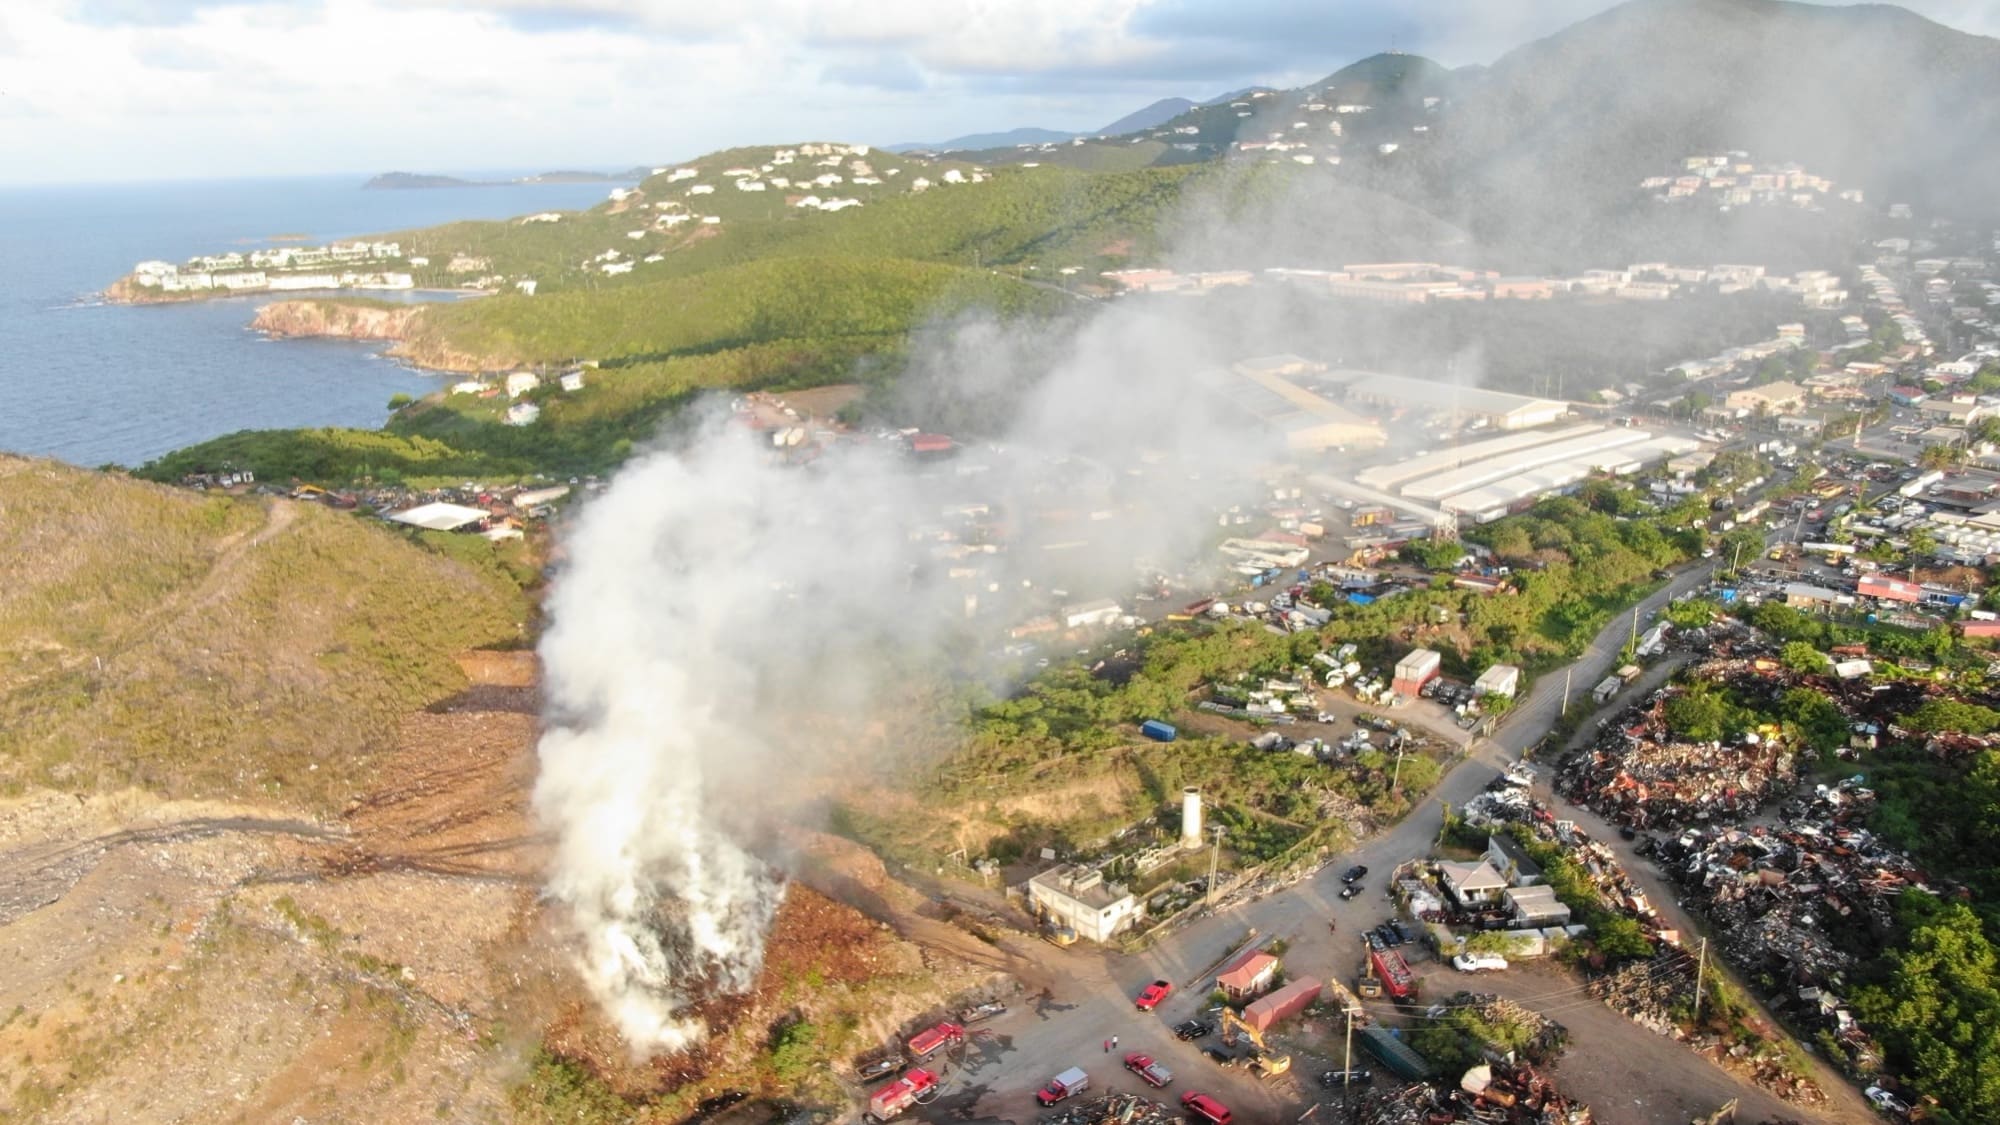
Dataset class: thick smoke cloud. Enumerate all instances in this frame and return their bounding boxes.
[532,292,1272,1053]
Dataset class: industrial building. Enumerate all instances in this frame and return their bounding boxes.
[1353,422,1702,524]
[1322,370,1570,431]
[1354,424,1602,492]
[1206,356,1386,451]
[1026,865,1141,944]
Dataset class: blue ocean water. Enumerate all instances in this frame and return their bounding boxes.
[0,175,619,468]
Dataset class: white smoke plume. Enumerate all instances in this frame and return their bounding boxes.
[532,294,1274,1053]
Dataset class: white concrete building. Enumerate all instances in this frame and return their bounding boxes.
[1026,865,1141,944]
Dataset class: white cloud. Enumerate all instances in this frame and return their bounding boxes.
[4,0,1996,183]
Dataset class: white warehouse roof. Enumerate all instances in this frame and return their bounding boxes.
[386,501,489,532]
[1402,429,1655,502]
[1355,424,1604,491]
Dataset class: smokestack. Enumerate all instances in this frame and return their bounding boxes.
[1181,787,1203,850]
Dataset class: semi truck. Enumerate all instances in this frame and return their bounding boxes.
[867,1069,939,1122]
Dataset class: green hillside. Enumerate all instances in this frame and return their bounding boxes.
[0,456,527,809]
[141,255,1071,485]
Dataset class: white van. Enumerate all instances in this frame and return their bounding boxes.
[1452,952,1508,973]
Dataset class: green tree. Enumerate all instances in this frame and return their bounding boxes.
[1406,538,1470,571]
[1779,641,1828,675]
[1853,897,2000,1123]
[1903,699,2000,736]
[1663,682,1739,742]
[1591,915,1655,960]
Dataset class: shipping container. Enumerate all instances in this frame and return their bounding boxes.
[1358,1027,1435,1081]
[1241,976,1322,1032]
[1141,720,1179,742]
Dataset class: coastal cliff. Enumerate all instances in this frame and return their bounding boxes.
[250,300,491,373]
[251,299,425,341]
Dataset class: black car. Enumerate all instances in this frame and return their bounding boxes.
[1342,865,1369,883]
[1205,1047,1246,1068]
[1391,920,1418,943]
[1364,930,1385,950]
[1339,884,1362,900]
[1318,1069,1373,1087]
[1175,1020,1214,1041]
[1375,925,1404,947]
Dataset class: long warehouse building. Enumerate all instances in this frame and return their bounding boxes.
[1440,435,1701,522]
[1322,370,1571,431]
[1355,424,1605,492]
[1400,429,1658,502]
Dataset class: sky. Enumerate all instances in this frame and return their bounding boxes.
[2,0,1996,184]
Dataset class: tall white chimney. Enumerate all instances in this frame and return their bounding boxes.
[1181,787,1203,850]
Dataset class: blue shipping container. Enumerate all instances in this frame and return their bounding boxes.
[1141,720,1178,742]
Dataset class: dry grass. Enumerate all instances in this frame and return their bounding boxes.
[0,456,527,810]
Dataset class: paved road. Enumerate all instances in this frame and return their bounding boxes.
[918,556,1875,1124]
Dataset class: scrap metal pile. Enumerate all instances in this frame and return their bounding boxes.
[1588,950,1700,1036]
[1039,1093,1175,1125]
[1357,1063,1593,1125]
[1640,778,1930,1073]
[1556,666,1804,830]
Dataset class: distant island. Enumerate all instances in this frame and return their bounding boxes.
[364,169,648,190]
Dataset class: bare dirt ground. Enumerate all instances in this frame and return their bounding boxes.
[0,650,999,1124]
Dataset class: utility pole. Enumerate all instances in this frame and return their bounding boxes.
[1204,826,1226,908]
[1390,744,1406,792]
[1692,936,1710,1022]
[1561,666,1572,716]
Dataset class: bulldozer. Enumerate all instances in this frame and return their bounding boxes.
[1219,1008,1292,1079]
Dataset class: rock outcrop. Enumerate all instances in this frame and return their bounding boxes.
[250,299,425,342]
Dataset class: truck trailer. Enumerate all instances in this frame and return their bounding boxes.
[1368,947,1416,1001]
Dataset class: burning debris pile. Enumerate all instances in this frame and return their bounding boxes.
[1556,665,1804,830]
[1640,778,1929,1073]
[1358,1063,1593,1125]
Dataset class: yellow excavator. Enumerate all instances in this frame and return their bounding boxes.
[1219,1008,1292,1079]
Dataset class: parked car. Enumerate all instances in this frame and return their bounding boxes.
[1342,865,1369,883]
[1317,1069,1373,1087]
[1203,1047,1239,1067]
[1453,952,1509,973]
[1863,1086,1910,1116]
[1182,1092,1233,1125]
[1123,1053,1173,1089]
[1135,979,1174,1011]
[1339,885,1362,900]
[1174,1020,1214,1041]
